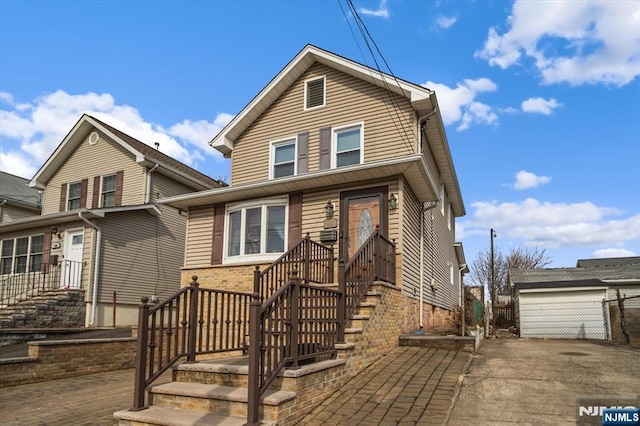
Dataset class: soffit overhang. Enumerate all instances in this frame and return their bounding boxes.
[159,155,438,210]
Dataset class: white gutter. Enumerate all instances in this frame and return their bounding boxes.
[417,107,438,154]
[78,212,102,326]
[145,164,160,203]
[419,201,438,330]
[459,263,467,336]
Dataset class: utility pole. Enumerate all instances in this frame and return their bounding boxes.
[490,228,496,334]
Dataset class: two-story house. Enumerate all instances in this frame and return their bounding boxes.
[0,114,225,327]
[160,45,467,332]
[0,172,42,222]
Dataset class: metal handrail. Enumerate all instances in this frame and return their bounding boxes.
[256,233,334,302]
[0,260,84,307]
[246,271,339,425]
[131,277,252,410]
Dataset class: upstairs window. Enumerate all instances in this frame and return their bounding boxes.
[101,174,117,207]
[68,182,82,210]
[304,76,325,110]
[270,139,296,179]
[333,124,363,168]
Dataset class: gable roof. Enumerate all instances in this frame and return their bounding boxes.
[29,114,225,191]
[510,263,640,288]
[576,256,640,268]
[207,44,464,216]
[0,171,41,211]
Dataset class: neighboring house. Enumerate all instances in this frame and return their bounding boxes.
[510,256,640,342]
[0,172,42,222]
[160,44,467,332]
[0,114,225,327]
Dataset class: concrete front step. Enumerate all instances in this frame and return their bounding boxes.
[114,405,276,426]
[151,382,296,421]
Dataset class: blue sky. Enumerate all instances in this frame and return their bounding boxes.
[1,0,639,272]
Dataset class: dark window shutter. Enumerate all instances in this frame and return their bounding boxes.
[42,233,51,273]
[80,179,88,208]
[59,183,67,212]
[211,204,225,265]
[288,192,303,248]
[297,132,309,174]
[92,176,100,208]
[319,127,331,170]
[115,170,124,206]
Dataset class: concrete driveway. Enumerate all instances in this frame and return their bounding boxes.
[447,338,640,425]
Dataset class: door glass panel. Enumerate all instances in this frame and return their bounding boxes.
[347,195,380,257]
[357,209,373,247]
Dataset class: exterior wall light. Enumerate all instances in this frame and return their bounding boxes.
[388,193,398,211]
[325,201,335,218]
[50,226,62,239]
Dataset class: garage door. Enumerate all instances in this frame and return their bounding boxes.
[519,289,607,340]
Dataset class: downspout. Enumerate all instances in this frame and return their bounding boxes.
[459,263,467,336]
[419,201,438,330]
[78,212,102,326]
[417,107,438,153]
[145,164,160,203]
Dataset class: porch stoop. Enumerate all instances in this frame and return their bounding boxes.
[114,282,402,425]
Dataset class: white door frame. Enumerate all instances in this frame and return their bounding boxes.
[61,228,84,288]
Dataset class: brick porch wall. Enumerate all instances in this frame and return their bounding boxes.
[400,296,457,334]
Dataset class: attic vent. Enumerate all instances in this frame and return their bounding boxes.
[89,132,99,145]
[305,77,325,110]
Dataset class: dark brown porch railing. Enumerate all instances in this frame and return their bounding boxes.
[256,233,334,302]
[338,226,396,338]
[132,277,252,410]
[246,270,339,426]
[0,260,84,307]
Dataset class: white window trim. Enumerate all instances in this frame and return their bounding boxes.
[268,136,298,180]
[447,203,452,231]
[303,75,326,111]
[67,181,82,211]
[439,183,445,216]
[331,122,364,169]
[223,197,289,265]
[100,173,117,208]
[449,262,454,286]
[0,235,44,275]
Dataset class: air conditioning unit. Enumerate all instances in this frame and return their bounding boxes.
[430,277,438,290]
[319,229,338,242]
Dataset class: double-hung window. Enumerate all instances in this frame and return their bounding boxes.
[101,174,117,207]
[226,199,287,262]
[333,123,363,168]
[270,138,296,179]
[0,235,44,275]
[68,182,82,210]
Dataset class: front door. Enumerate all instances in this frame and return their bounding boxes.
[340,187,388,259]
[61,229,84,288]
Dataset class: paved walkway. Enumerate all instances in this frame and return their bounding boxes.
[1,347,471,425]
[0,368,135,426]
[301,347,472,425]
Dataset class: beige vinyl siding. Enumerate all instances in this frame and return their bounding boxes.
[185,206,215,268]
[98,208,182,305]
[608,286,640,308]
[0,205,40,222]
[231,63,417,185]
[150,172,195,202]
[401,181,459,310]
[42,129,145,214]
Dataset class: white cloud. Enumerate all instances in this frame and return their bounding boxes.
[476,0,640,86]
[462,198,640,248]
[359,0,389,18]
[592,248,637,258]
[512,170,552,190]
[436,16,457,29]
[423,78,498,131]
[521,97,562,115]
[0,90,233,178]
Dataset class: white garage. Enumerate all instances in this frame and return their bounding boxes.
[517,285,608,340]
